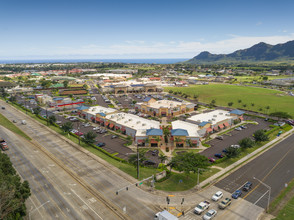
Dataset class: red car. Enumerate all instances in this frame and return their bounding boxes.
[75,131,84,136]
[208,157,216,162]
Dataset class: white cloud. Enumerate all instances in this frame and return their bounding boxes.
[2,34,294,59]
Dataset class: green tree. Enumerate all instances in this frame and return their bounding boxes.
[225,146,241,158]
[33,106,41,115]
[253,130,269,142]
[243,104,247,108]
[168,152,210,174]
[0,153,31,219]
[270,111,291,119]
[238,137,255,149]
[63,80,69,88]
[238,99,242,103]
[83,131,97,144]
[228,102,233,107]
[263,76,268,81]
[48,115,56,125]
[158,154,168,164]
[8,96,16,102]
[61,122,73,135]
[265,106,270,114]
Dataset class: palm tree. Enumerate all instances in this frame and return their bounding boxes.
[185,139,192,148]
[83,131,97,144]
[159,154,168,164]
[48,115,56,125]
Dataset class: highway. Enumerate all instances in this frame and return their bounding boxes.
[0,100,159,220]
[1,126,125,220]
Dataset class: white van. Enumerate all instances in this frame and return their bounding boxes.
[21,120,27,125]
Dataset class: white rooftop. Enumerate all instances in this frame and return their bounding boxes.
[139,99,192,109]
[85,106,117,115]
[172,120,200,137]
[105,113,160,136]
[187,110,233,125]
[84,73,132,78]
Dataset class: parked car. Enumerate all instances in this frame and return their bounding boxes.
[216,136,223,140]
[96,142,105,147]
[212,191,223,201]
[235,127,242,131]
[75,131,84,136]
[243,181,252,191]
[232,190,242,199]
[222,149,228,153]
[1,106,5,109]
[214,153,224,158]
[83,123,91,127]
[208,157,215,162]
[111,135,118,139]
[203,209,217,220]
[194,201,210,215]
[218,198,231,209]
[12,120,17,123]
[152,150,159,156]
[230,145,240,149]
[56,121,62,124]
[240,125,247,129]
[93,127,100,130]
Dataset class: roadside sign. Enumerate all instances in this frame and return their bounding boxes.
[168,195,175,197]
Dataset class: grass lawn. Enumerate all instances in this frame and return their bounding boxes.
[0,113,31,140]
[233,75,290,83]
[155,168,220,191]
[165,84,294,117]
[172,148,201,156]
[271,177,294,220]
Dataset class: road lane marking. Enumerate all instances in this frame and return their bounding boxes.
[71,189,103,220]
[254,190,269,205]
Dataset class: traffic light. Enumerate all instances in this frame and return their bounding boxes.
[181,198,184,205]
[166,196,170,204]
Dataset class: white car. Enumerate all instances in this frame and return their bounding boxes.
[203,209,217,220]
[93,126,100,130]
[211,191,223,201]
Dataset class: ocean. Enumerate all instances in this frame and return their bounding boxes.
[0,58,187,64]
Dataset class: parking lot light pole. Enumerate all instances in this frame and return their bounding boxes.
[253,177,271,212]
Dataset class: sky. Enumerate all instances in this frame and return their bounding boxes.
[1,0,294,60]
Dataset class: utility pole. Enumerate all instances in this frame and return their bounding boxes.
[137,143,139,179]
[46,107,48,126]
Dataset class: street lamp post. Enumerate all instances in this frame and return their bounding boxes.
[46,107,48,126]
[253,177,271,212]
[29,200,50,220]
[137,143,139,180]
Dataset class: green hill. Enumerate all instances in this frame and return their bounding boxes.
[187,40,294,64]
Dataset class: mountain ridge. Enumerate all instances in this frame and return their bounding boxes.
[186,40,294,64]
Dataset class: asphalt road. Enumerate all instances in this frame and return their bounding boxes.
[0,100,159,219]
[201,117,272,158]
[0,127,121,220]
[215,132,294,209]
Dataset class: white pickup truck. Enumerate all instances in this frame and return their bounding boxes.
[194,201,210,215]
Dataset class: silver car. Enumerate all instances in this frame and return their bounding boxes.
[203,209,217,220]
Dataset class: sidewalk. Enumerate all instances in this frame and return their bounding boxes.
[199,127,294,188]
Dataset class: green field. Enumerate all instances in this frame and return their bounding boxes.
[165,84,294,117]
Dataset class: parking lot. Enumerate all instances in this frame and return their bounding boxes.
[200,117,272,159]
